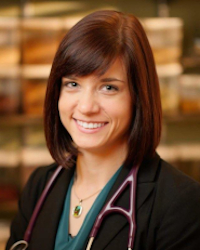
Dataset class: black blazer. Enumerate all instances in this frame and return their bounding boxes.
[6,153,200,250]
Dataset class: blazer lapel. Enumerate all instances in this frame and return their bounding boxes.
[29,166,75,250]
[89,153,160,250]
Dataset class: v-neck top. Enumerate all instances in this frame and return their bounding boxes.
[54,165,123,250]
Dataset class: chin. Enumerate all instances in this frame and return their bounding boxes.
[77,144,101,151]
[75,141,105,153]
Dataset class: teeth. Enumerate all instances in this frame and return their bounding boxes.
[77,120,105,129]
[88,123,93,129]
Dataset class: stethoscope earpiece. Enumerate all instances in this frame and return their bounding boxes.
[9,240,28,250]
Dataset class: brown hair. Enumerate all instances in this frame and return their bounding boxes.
[44,10,162,168]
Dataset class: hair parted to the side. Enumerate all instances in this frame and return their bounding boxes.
[44,10,162,169]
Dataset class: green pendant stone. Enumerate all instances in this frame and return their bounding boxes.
[73,205,82,218]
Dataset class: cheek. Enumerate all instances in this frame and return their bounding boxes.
[106,98,132,127]
[119,99,132,130]
[58,97,73,132]
[58,97,72,129]
[58,94,73,115]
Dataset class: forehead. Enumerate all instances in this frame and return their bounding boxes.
[102,58,127,78]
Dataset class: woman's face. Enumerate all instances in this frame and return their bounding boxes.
[58,58,132,153]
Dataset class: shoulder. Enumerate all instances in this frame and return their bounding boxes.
[158,158,200,199]
[25,162,59,190]
[5,162,60,249]
[151,158,200,249]
[24,162,58,192]
[155,157,200,225]
[19,162,59,218]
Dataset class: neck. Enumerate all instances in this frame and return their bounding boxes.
[75,143,128,190]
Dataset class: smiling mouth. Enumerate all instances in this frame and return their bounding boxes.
[75,119,107,129]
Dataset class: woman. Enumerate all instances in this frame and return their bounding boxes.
[7,10,200,250]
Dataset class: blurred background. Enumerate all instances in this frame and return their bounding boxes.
[0,0,200,248]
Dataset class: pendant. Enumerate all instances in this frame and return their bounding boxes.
[73,200,83,218]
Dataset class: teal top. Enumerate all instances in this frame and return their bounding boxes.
[54,166,123,250]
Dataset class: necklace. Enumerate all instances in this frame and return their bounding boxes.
[72,185,102,218]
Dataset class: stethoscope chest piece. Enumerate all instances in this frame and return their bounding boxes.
[9,240,28,250]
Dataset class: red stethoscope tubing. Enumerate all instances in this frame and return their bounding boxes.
[9,165,64,250]
[24,165,64,242]
[9,164,139,250]
[86,165,139,250]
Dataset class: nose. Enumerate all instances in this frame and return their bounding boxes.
[77,90,100,115]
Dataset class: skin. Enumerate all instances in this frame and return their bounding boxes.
[58,58,133,236]
[58,57,132,157]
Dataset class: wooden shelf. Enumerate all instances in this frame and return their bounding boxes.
[0,114,43,126]
[182,56,200,68]
[163,113,200,123]
[157,143,200,161]
[0,200,18,216]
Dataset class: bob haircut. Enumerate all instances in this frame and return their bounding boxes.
[44,10,162,168]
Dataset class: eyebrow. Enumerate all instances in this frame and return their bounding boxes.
[100,77,125,83]
[62,76,77,80]
[62,76,125,83]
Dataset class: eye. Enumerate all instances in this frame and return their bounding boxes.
[62,81,79,89]
[102,85,118,92]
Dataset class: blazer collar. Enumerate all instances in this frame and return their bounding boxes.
[30,153,160,250]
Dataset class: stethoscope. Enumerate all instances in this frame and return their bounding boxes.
[10,163,139,250]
